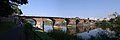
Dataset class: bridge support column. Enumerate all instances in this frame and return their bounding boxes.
[42,21,44,32]
[75,19,80,33]
[65,19,70,33]
[52,21,55,31]
[65,18,78,34]
[66,23,69,33]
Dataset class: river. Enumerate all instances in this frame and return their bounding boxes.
[43,25,114,40]
[44,25,67,32]
[76,28,104,40]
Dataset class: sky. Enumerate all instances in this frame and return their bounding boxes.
[19,0,120,19]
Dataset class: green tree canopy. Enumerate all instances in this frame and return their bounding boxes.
[96,15,120,35]
[0,0,28,17]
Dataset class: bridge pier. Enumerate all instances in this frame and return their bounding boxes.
[76,19,80,33]
[65,18,70,33]
[42,21,44,32]
[65,18,78,34]
[52,21,55,31]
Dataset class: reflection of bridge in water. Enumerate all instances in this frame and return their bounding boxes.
[18,16,97,34]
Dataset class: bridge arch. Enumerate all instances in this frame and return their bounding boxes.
[43,18,53,32]
[24,18,37,27]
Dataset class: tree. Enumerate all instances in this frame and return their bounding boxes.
[0,0,28,17]
[75,17,79,19]
[96,20,111,30]
[96,15,120,39]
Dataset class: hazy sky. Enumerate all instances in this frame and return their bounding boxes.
[19,0,120,18]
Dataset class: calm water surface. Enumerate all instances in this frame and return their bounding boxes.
[76,28,104,40]
[44,25,109,40]
[44,25,67,32]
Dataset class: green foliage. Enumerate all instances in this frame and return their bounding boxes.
[0,0,28,17]
[96,20,112,29]
[23,20,34,40]
[61,21,66,26]
[0,21,17,32]
[111,26,120,34]
[47,30,81,40]
[115,16,120,25]
[34,31,55,40]
[96,16,120,39]
[44,20,52,25]
[10,0,28,5]
[23,20,55,40]
[75,17,79,19]
[0,1,14,16]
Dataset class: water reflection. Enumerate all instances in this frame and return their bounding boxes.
[44,25,67,32]
[76,28,104,40]
[61,26,67,32]
[44,25,53,32]
[40,25,117,40]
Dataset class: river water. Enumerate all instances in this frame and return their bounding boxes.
[76,28,104,40]
[43,25,113,40]
[27,19,115,40]
[44,25,67,32]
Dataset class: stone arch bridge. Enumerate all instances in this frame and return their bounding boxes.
[18,16,97,34]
